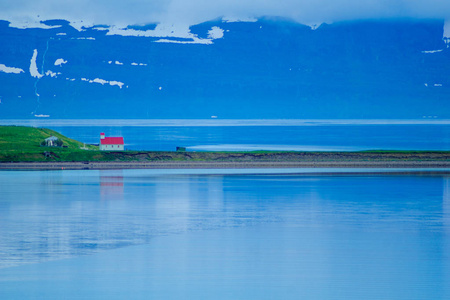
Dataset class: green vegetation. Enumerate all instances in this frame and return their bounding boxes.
[0,126,101,162]
[1,125,450,163]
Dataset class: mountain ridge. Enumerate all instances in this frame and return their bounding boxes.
[0,18,449,119]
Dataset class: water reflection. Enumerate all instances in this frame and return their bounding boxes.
[100,170,124,199]
[444,177,450,298]
[0,170,449,269]
[444,177,450,230]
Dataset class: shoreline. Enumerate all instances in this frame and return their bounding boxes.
[1,160,450,171]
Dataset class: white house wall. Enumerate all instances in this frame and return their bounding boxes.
[100,144,124,151]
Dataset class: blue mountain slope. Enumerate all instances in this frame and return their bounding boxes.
[0,18,448,119]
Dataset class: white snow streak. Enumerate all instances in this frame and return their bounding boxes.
[109,81,124,88]
[90,78,108,85]
[422,50,443,53]
[29,49,43,78]
[54,58,67,66]
[306,23,323,30]
[444,20,450,38]
[80,77,125,88]
[7,20,61,30]
[92,27,109,31]
[155,38,212,45]
[107,23,223,44]
[222,16,257,23]
[208,27,224,39]
[444,20,450,48]
[45,70,60,78]
[0,64,24,74]
[69,20,94,32]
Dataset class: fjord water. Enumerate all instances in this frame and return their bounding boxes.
[1,169,450,299]
[2,119,450,151]
[45,123,450,151]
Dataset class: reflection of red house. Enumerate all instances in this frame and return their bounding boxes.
[100,172,124,198]
[100,133,124,151]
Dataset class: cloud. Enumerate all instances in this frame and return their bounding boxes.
[1,0,450,28]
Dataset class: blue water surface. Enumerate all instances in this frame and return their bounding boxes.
[1,119,450,151]
[38,123,450,151]
[0,169,449,299]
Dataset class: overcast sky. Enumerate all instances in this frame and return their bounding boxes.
[1,0,449,27]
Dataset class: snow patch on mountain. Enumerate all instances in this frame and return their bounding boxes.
[106,23,185,37]
[29,49,43,78]
[444,20,450,47]
[45,70,60,78]
[54,58,67,66]
[92,26,109,31]
[91,78,108,85]
[222,16,257,23]
[109,81,125,88]
[6,20,61,30]
[0,64,24,74]
[155,38,212,45]
[80,77,125,88]
[208,27,224,39]
[69,20,94,32]
[422,50,443,54]
[76,37,96,40]
[106,23,222,44]
[306,22,323,30]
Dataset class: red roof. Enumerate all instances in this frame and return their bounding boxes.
[101,137,124,145]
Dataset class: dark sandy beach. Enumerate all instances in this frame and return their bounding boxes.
[1,151,449,170]
[1,160,450,171]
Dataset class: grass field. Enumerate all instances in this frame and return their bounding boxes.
[0,126,105,162]
[1,125,450,163]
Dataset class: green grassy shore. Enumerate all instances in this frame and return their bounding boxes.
[1,125,450,163]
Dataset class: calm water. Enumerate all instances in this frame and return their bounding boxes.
[1,169,450,299]
[1,119,450,150]
[45,123,450,151]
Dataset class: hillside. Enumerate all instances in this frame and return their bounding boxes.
[1,126,450,164]
[0,126,100,161]
[0,18,449,119]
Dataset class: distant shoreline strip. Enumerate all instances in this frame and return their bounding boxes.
[2,119,450,127]
[1,161,450,172]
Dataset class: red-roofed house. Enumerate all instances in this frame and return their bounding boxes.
[99,133,124,151]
